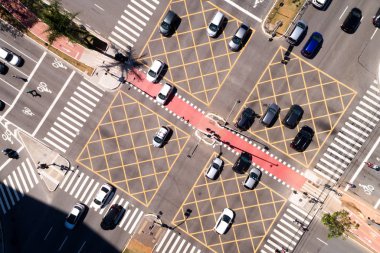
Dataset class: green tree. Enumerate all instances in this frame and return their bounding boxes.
[321,210,359,239]
[41,0,87,44]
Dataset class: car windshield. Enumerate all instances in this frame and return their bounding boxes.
[154,136,163,143]
[232,36,241,45]
[212,163,220,169]
[222,214,231,223]
[250,172,258,180]
[158,93,166,99]
[94,198,101,205]
[148,69,156,77]
[66,214,76,224]
[5,54,13,62]
[209,23,218,32]
[161,22,170,30]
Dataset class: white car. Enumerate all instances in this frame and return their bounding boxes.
[147,60,165,83]
[0,47,22,66]
[156,83,174,105]
[312,0,330,9]
[152,126,170,148]
[64,203,86,230]
[214,208,235,235]
[243,167,262,190]
[205,157,223,180]
[93,183,113,208]
[228,23,249,51]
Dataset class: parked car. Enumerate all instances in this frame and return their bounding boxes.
[373,8,380,28]
[156,83,174,105]
[290,125,314,152]
[0,47,23,66]
[207,11,225,37]
[0,62,8,74]
[147,60,165,83]
[341,8,362,34]
[282,104,304,129]
[100,204,124,230]
[312,0,331,10]
[93,183,113,208]
[64,203,86,230]
[301,32,323,59]
[261,103,280,128]
[214,208,235,235]
[205,157,223,180]
[287,20,308,46]
[0,100,5,111]
[160,10,180,37]
[235,107,255,131]
[243,167,262,190]
[228,23,249,51]
[152,126,171,148]
[232,152,252,174]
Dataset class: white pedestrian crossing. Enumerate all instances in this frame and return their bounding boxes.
[260,204,313,253]
[108,0,160,50]
[312,84,379,184]
[43,80,103,153]
[0,158,40,214]
[57,170,144,234]
[155,229,202,253]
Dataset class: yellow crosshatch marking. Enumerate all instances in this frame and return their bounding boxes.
[76,91,190,206]
[139,0,253,106]
[234,47,357,168]
[172,155,286,253]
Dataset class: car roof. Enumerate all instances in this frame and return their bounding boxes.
[157,126,169,137]
[213,157,223,167]
[236,24,249,37]
[160,83,172,95]
[151,60,163,72]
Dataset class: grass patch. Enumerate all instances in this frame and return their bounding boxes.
[265,0,307,36]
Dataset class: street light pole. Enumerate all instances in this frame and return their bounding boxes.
[224,100,240,126]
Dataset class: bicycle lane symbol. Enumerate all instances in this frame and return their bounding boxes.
[52,58,67,69]
[359,184,374,195]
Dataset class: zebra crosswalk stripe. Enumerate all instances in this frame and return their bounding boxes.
[80,178,94,201]
[0,184,10,211]
[75,175,89,199]
[7,177,20,201]
[3,180,15,206]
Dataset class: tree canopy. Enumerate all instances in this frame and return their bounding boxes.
[321,210,359,239]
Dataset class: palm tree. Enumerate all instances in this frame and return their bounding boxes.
[42,0,87,44]
[102,45,146,82]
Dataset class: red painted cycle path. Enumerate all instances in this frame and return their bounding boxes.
[127,72,307,190]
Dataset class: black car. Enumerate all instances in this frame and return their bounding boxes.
[341,8,362,34]
[235,107,255,131]
[0,62,8,75]
[100,204,124,230]
[0,100,5,111]
[290,126,314,152]
[261,103,280,128]
[282,105,304,129]
[373,8,380,28]
[160,11,180,37]
[232,152,252,174]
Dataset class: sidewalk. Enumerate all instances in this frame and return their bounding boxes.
[325,191,380,253]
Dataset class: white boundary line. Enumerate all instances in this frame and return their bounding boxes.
[223,0,262,23]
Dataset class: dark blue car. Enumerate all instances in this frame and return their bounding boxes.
[301,32,323,59]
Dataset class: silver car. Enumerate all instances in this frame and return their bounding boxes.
[153,126,170,148]
[205,157,223,180]
[229,23,250,51]
[243,167,262,190]
[64,203,86,230]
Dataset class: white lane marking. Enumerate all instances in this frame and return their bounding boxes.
[17,168,29,192]
[175,239,186,253]
[70,96,93,112]
[125,209,139,232]
[22,162,34,188]
[124,10,146,26]
[128,5,149,20]
[0,37,38,63]
[117,21,140,37]
[7,177,20,201]
[114,26,137,42]
[33,71,75,136]
[0,185,10,212]
[64,107,86,122]
[374,198,380,209]
[110,32,134,48]
[44,226,53,240]
[26,158,39,184]
[3,180,15,206]
[140,0,157,10]
[47,132,69,147]
[78,241,86,253]
[348,136,380,193]
[58,235,68,251]
[120,15,143,31]
[73,91,96,107]
[317,237,328,245]
[169,236,181,253]
[61,112,83,127]
[129,210,143,234]
[57,117,79,133]
[75,176,89,199]
[108,37,128,51]
[337,132,362,148]
[70,172,84,195]
[80,179,94,201]
[85,182,99,205]
[223,0,262,22]
[131,0,153,15]
[67,101,90,117]
[339,6,348,20]
[371,28,378,40]
[54,122,76,138]
[64,169,79,192]
[156,229,171,252]
[77,86,100,102]
[80,81,104,94]
[94,4,104,11]
[43,137,66,153]
[51,127,73,143]
[0,51,46,122]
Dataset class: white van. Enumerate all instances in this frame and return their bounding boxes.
[287,20,308,46]
[207,11,225,37]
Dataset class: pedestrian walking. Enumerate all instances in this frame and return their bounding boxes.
[7,150,19,159]
[12,75,28,82]
[2,148,13,154]
[26,89,41,97]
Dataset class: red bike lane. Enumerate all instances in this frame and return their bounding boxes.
[127,72,306,190]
